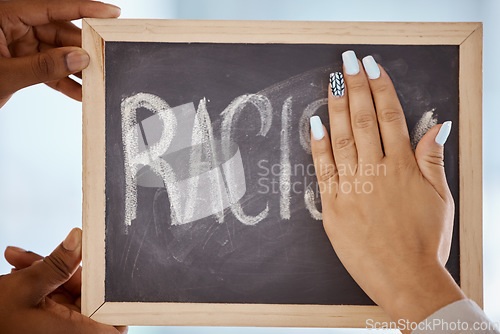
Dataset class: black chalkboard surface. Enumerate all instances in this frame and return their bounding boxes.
[103,42,460,305]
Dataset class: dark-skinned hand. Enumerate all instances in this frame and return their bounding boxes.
[0,0,121,108]
[2,228,127,333]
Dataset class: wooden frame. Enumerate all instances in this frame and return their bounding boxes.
[82,19,483,327]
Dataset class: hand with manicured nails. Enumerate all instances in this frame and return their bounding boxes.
[310,51,464,330]
[0,0,121,108]
[1,228,127,333]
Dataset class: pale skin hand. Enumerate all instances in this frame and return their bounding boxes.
[0,0,121,108]
[2,228,127,334]
[310,55,465,331]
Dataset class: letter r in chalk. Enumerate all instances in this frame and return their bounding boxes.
[121,93,246,229]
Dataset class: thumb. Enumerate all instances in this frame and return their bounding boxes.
[0,47,89,97]
[415,121,453,200]
[22,228,82,304]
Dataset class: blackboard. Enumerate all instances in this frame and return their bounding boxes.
[82,19,483,327]
[104,42,460,304]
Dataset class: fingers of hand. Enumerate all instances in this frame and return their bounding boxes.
[46,76,82,101]
[8,27,38,57]
[61,266,82,297]
[0,47,89,97]
[34,22,81,48]
[310,117,338,197]
[21,228,82,303]
[11,0,121,27]
[364,58,413,158]
[8,22,80,57]
[4,246,83,299]
[4,247,43,268]
[40,299,123,334]
[315,51,415,193]
[30,43,84,95]
[342,51,384,162]
[49,291,80,311]
[328,73,358,175]
[415,123,453,201]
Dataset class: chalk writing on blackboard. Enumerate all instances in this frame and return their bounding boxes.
[102,42,460,306]
[119,75,437,230]
[120,90,325,229]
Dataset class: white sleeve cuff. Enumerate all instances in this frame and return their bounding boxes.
[413,299,499,334]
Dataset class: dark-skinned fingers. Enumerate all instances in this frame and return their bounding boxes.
[75,296,82,310]
[342,50,384,162]
[5,246,82,298]
[5,247,43,268]
[3,0,120,28]
[61,266,82,297]
[38,42,53,52]
[49,291,77,307]
[328,73,358,177]
[37,299,123,334]
[19,229,82,304]
[9,35,65,59]
[0,34,10,57]
[0,47,89,98]
[63,302,81,312]
[45,76,82,101]
[34,21,81,48]
[310,116,339,198]
[363,56,413,160]
[8,27,38,57]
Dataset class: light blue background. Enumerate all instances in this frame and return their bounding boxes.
[0,0,498,333]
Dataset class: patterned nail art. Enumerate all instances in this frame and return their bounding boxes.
[329,72,345,97]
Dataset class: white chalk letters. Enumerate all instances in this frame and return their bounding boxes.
[121,92,324,228]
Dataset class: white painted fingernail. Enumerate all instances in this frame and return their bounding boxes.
[342,50,359,75]
[310,116,325,140]
[435,121,452,146]
[362,55,381,79]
